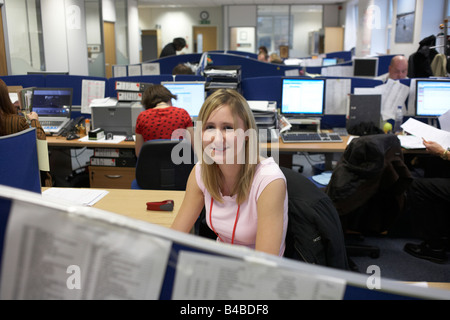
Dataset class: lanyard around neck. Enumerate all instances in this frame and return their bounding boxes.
[209,198,240,245]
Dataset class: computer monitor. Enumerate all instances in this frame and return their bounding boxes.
[353,58,379,77]
[31,88,73,117]
[281,78,326,117]
[161,81,206,117]
[415,79,450,117]
[322,58,338,66]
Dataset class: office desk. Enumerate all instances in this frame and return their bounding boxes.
[260,136,351,169]
[46,135,135,149]
[47,135,136,188]
[43,188,184,228]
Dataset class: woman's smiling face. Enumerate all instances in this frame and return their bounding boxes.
[202,104,246,165]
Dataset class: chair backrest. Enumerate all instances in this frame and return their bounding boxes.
[0,128,41,193]
[135,139,195,190]
[325,134,413,234]
[280,167,349,270]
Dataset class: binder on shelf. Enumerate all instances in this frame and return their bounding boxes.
[115,81,153,92]
[90,156,136,167]
[117,91,143,102]
[93,148,134,158]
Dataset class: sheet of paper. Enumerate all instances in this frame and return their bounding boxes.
[401,118,450,149]
[377,79,410,121]
[79,135,126,144]
[320,66,353,77]
[325,78,351,115]
[9,92,19,104]
[397,135,426,149]
[172,251,346,300]
[36,139,50,171]
[438,109,450,132]
[43,188,109,206]
[81,80,106,114]
[407,79,417,116]
[128,65,142,76]
[0,200,171,300]
[142,63,160,75]
[113,65,127,78]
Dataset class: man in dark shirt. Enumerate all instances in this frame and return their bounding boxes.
[160,38,186,58]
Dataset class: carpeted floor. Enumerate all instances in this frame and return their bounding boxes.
[347,236,450,283]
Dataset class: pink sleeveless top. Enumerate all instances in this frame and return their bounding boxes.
[195,157,288,256]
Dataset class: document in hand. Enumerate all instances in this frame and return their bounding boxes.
[401,118,450,149]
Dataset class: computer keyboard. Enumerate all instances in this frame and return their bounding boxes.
[281,132,343,143]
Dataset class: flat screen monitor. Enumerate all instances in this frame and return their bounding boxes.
[322,58,338,66]
[31,88,73,117]
[281,78,326,117]
[353,58,379,77]
[161,81,206,117]
[415,79,450,117]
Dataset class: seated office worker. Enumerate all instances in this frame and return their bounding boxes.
[404,139,450,263]
[378,55,409,82]
[171,89,288,257]
[134,85,194,157]
[0,79,52,186]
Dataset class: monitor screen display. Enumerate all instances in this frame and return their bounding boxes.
[415,79,450,117]
[31,88,73,117]
[353,58,378,77]
[281,78,326,116]
[161,82,206,117]
[322,58,338,66]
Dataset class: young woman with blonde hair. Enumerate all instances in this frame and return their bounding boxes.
[171,89,288,256]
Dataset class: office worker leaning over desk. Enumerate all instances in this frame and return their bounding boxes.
[0,79,51,186]
[404,139,450,263]
[171,89,288,257]
[134,84,194,157]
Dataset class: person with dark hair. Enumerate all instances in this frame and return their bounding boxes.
[0,79,52,186]
[160,37,187,58]
[134,84,193,156]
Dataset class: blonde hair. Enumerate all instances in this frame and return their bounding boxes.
[195,89,260,204]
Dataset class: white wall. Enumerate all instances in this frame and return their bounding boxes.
[139,6,223,54]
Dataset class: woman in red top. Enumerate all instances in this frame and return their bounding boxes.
[135,84,194,156]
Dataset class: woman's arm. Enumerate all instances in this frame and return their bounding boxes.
[171,167,205,233]
[255,178,286,256]
[135,134,144,157]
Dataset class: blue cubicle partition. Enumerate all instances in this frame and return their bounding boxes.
[1,185,449,301]
[208,50,258,60]
[0,75,46,88]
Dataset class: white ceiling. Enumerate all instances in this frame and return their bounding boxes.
[138,0,346,8]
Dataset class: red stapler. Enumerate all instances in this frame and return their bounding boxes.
[146,200,174,212]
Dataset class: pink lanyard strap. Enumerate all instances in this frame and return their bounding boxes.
[209,198,240,244]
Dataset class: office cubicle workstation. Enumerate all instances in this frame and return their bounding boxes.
[1,185,449,301]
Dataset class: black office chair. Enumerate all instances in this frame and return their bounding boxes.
[280,166,349,270]
[132,139,195,190]
[325,134,413,260]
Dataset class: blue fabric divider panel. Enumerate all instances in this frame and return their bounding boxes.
[0,128,41,194]
[377,55,397,76]
[326,51,352,62]
[0,75,46,88]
